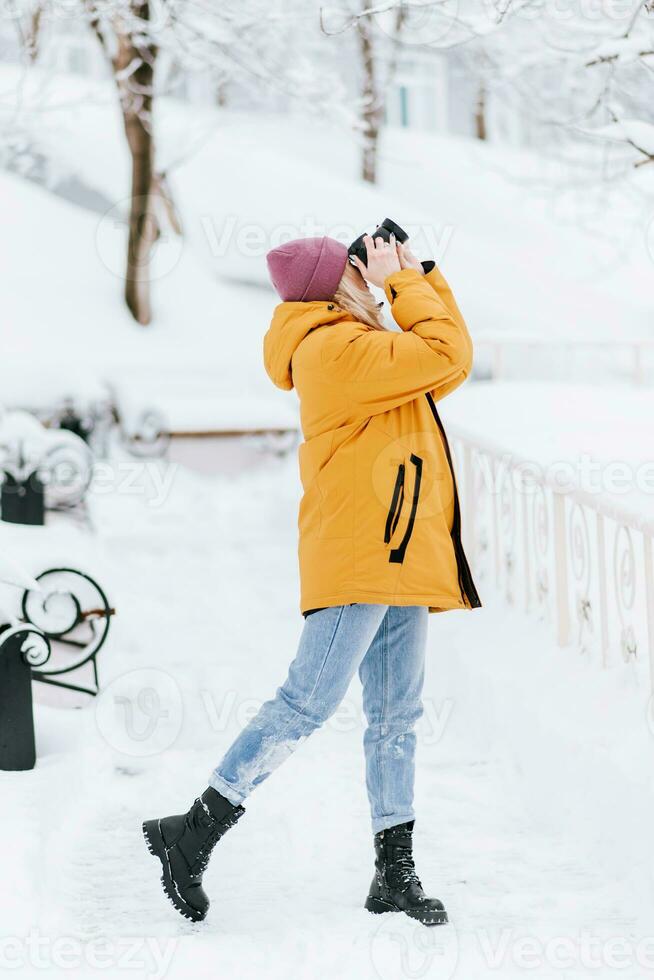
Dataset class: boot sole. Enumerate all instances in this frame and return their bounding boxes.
[365,894,448,927]
[142,820,206,923]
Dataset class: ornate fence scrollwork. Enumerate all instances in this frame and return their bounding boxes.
[0,623,52,668]
[0,566,114,770]
[532,484,550,615]
[0,624,51,771]
[613,526,638,664]
[498,464,517,605]
[470,447,491,580]
[21,568,114,697]
[448,425,654,694]
[569,503,593,655]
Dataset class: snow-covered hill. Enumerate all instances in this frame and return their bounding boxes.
[4,64,654,360]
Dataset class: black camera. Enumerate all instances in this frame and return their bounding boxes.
[348,218,409,267]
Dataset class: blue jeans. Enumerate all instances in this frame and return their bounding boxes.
[209,603,428,833]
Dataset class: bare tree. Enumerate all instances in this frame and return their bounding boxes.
[356,12,383,183]
[473,1,654,171]
[88,1,160,324]
[13,2,43,63]
[323,0,517,183]
[116,4,157,325]
[84,0,337,322]
[475,82,486,141]
[25,4,42,62]
[579,7,654,172]
[323,1,407,184]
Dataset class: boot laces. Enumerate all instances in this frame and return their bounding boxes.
[390,844,422,890]
[189,799,244,877]
[192,828,221,876]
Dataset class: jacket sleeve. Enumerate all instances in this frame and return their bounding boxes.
[418,262,473,401]
[316,268,473,419]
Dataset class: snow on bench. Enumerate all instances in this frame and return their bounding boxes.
[108,372,299,457]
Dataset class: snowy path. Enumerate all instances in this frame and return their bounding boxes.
[2,451,652,980]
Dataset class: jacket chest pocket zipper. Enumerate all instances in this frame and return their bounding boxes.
[384,454,423,564]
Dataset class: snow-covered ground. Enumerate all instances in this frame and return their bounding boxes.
[3,59,654,980]
[2,450,653,980]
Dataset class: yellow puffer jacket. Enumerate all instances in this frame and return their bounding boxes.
[263,264,481,617]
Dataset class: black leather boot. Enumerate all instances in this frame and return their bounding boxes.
[143,787,244,922]
[365,821,448,926]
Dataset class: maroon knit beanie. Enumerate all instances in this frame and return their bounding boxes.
[266,237,349,302]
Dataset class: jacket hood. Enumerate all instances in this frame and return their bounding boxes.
[263,301,350,391]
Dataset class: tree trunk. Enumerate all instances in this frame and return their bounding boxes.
[122,117,155,325]
[475,83,487,142]
[114,4,157,325]
[356,18,381,184]
[25,7,42,62]
[356,3,406,184]
[361,126,378,184]
[89,0,158,324]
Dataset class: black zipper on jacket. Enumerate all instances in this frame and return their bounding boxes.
[424,392,482,608]
[384,463,405,543]
[389,453,423,565]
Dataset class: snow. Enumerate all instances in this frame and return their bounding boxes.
[4,94,654,427]
[590,120,654,156]
[2,169,280,428]
[443,381,654,522]
[3,57,654,980]
[0,552,40,591]
[4,65,654,378]
[1,451,652,979]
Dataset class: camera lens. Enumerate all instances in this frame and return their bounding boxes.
[380,218,409,243]
[347,219,409,267]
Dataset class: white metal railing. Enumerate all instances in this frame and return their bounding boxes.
[475,337,654,385]
[450,424,654,695]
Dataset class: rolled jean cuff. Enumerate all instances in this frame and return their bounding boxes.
[208,771,247,806]
[371,810,415,834]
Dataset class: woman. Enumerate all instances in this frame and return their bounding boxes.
[143,233,481,926]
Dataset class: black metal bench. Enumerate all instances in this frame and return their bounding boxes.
[0,567,114,770]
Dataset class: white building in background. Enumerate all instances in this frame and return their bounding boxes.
[385,53,478,138]
[0,18,485,141]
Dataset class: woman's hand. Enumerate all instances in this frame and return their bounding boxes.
[397,242,423,274]
[351,234,401,288]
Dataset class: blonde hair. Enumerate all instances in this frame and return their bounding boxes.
[333,262,386,330]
